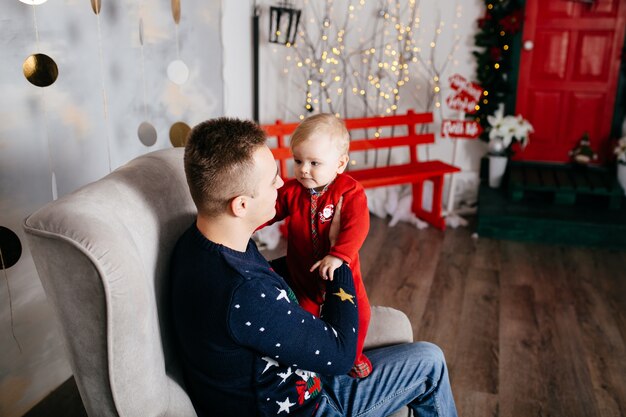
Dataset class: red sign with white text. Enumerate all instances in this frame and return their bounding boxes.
[448,74,483,101]
[446,74,483,114]
[441,119,483,139]
[446,94,478,114]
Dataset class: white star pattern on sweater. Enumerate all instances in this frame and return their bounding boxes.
[262,356,279,374]
[276,288,290,303]
[276,397,295,414]
[277,367,292,385]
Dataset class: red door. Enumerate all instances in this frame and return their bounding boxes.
[515,0,626,163]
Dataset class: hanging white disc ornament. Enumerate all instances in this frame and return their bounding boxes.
[18,0,48,4]
[167,59,189,85]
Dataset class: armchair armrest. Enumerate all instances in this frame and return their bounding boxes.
[364,306,413,350]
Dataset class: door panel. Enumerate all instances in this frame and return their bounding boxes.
[582,0,619,16]
[576,31,613,80]
[567,92,605,144]
[540,1,576,16]
[532,31,570,80]
[515,0,626,163]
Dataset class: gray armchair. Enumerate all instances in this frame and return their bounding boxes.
[23,148,412,417]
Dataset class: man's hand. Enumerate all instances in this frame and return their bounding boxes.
[310,255,344,281]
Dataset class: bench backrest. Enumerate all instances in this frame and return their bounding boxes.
[262,110,434,179]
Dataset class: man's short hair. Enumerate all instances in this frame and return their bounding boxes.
[290,113,350,155]
[184,118,267,217]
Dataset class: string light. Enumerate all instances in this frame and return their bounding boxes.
[283,1,466,122]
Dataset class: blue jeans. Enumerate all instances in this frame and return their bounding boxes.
[316,342,458,417]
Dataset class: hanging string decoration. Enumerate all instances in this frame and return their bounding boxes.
[167,0,189,85]
[167,0,191,147]
[472,0,524,140]
[20,0,58,201]
[137,6,157,146]
[90,0,113,171]
[0,226,23,353]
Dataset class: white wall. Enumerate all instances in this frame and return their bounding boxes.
[0,1,222,416]
[224,0,488,200]
[222,0,254,119]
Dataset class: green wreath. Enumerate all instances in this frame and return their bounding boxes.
[473,0,525,141]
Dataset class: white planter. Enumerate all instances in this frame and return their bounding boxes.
[488,155,508,188]
[618,164,626,196]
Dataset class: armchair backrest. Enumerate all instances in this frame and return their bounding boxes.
[23,148,197,417]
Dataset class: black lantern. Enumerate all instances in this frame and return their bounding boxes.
[269,1,301,46]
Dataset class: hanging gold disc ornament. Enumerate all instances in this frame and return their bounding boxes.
[1,226,24,352]
[23,53,58,87]
[171,0,181,24]
[137,16,157,146]
[91,0,101,14]
[0,227,22,270]
[170,121,191,147]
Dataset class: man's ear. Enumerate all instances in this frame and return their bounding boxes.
[337,154,350,174]
[229,196,249,218]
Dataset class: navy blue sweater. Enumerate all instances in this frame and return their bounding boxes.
[170,224,359,417]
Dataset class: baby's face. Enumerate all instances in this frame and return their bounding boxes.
[292,134,348,191]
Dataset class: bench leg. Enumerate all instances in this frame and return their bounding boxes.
[411,180,424,215]
[411,176,446,230]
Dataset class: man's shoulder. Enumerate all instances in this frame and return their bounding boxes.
[170,225,249,285]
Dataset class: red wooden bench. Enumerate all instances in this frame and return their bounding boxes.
[262,110,460,230]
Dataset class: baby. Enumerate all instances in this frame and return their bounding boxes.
[270,113,372,378]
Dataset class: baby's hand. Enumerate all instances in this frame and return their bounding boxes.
[310,255,344,281]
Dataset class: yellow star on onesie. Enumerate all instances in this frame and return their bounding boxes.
[333,288,355,304]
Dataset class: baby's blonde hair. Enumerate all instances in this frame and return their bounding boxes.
[290,113,350,155]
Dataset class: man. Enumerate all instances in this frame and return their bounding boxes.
[170,117,458,417]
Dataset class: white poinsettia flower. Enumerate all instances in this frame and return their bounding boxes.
[487,108,512,146]
[512,115,534,148]
[486,107,505,131]
[487,108,533,151]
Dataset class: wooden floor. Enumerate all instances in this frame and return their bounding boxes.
[25,215,626,417]
[358,215,626,417]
